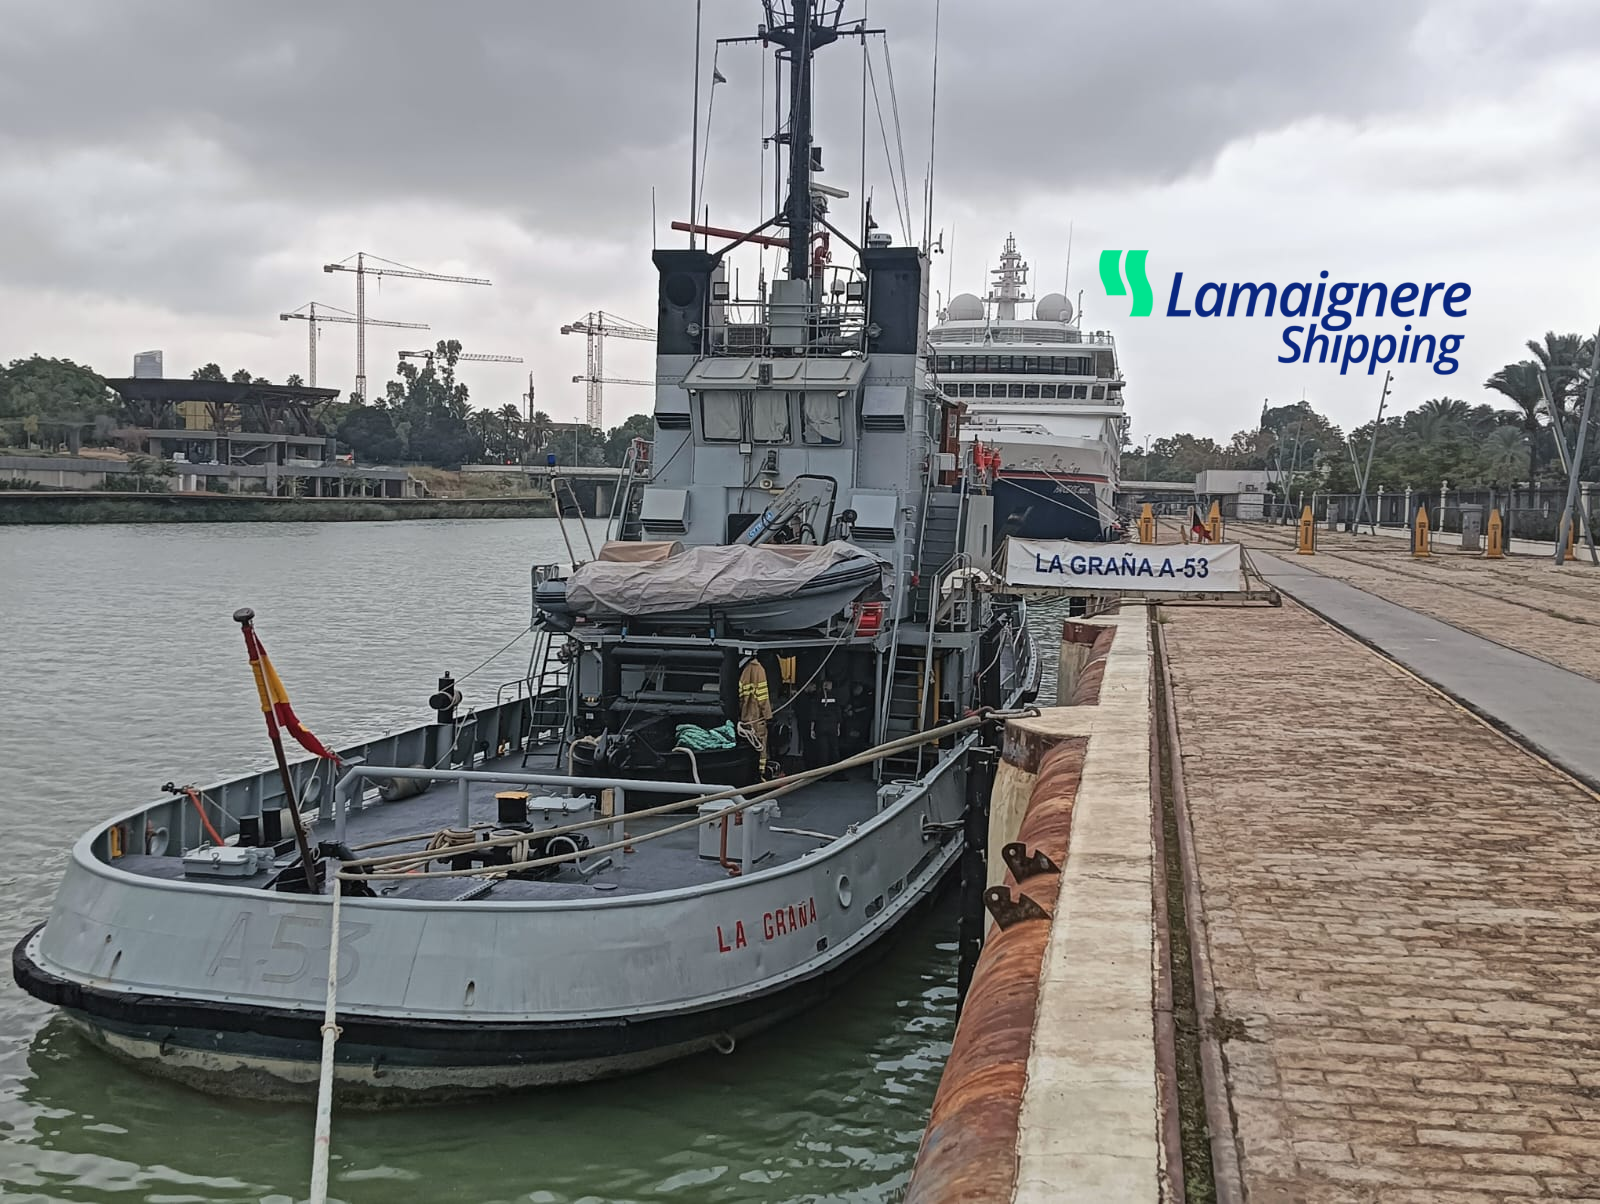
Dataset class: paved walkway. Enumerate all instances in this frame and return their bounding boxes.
[1249,551,1600,792]
[1165,599,1600,1203]
[1234,525,1600,684]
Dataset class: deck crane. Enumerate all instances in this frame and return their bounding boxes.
[323,252,492,401]
[560,312,655,430]
[278,303,429,388]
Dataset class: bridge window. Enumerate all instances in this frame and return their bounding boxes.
[701,391,744,442]
[974,383,993,398]
[1073,385,1089,399]
[1024,383,1040,398]
[801,391,843,445]
[1091,385,1106,400]
[959,383,974,397]
[750,391,791,443]
[1008,383,1023,398]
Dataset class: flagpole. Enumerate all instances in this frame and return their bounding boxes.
[234,608,322,894]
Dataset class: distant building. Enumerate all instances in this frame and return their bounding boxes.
[103,377,420,498]
[132,350,163,379]
[1194,469,1282,521]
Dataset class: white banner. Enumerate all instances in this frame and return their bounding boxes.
[1005,539,1243,592]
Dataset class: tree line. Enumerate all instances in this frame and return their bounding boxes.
[1123,328,1595,494]
[0,344,651,470]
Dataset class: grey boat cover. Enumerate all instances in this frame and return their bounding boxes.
[565,540,880,617]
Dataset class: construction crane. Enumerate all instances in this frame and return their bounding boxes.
[397,350,525,366]
[560,311,655,429]
[323,252,492,401]
[279,303,429,388]
[572,375,652,386]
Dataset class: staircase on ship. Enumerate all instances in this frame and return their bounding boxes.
[880,493,966,779]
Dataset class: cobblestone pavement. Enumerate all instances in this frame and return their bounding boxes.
[1164,599,1600,1203]
[1231,524,1600,683]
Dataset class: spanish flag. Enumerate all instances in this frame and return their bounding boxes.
[242,625,340,762]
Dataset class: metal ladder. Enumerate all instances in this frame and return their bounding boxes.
[520,629,571,765]
[607,438,652,542]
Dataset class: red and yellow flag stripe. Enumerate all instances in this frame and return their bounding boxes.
[242,626,340,762]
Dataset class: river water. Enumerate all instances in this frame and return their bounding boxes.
[0,520,958,1204]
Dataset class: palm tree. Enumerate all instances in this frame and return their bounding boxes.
[1477,426,1530,484]
[1485,360,1545,475]
[466,409,503,460]
[495,404,526,461]
[1416,397,1471,424]
[1525,331,1594,423]
[529,410,554,454]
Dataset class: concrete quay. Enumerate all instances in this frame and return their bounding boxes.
[907,609,1164,1204]
[909,538,1600,1203]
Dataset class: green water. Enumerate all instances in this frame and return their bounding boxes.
[0,520,957,1203]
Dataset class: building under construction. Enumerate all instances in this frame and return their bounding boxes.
[107,377,418,497]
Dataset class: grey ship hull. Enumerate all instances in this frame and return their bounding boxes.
[14,843,954,1101]
[9,690,1011,1101]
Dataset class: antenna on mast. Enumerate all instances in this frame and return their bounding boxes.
[923,0,942,253]
[688,0,704,249]
[1064,220,1074,297]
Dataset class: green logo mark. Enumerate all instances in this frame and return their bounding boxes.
[1099,250,1153,317]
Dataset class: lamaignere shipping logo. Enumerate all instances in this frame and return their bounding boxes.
[1098,249,1468,377]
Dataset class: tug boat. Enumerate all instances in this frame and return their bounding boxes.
[13,0,1039,1101]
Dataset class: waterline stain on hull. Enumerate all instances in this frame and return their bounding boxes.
[16,851,957,1106]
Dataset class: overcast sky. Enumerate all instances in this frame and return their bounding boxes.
[2,0,1598,440]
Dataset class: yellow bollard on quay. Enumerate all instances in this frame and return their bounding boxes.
[1137,503,1156,545]
[1296,505,1316,555]
[1206,500,1223,544]
[1412,505,1431,558]
[1562,511,1576,563]
[1484,508,1504,559]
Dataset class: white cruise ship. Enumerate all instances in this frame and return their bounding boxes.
[931,235,1128,542]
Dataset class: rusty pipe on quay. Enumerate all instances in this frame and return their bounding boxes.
[904,739,1085,1204]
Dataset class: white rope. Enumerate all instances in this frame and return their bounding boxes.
[308,882,343,1204]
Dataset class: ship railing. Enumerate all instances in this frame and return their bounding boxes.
[703,299,870,359]
[95,694,545,867]
[331,710,1025,885]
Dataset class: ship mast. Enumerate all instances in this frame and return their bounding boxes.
[762,1,840,281]
[988,233,1033,322]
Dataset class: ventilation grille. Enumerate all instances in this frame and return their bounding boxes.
[641,516,688,535]
[656,413,690,430]
[861,413,906,432]
[852,525,896,542]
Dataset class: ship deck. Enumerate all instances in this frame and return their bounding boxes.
[111,745,893,903]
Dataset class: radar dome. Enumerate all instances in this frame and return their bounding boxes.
[946,293,984,321]
[1036,292,1073,323]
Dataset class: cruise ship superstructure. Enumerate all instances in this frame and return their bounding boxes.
[932,236,1128,542]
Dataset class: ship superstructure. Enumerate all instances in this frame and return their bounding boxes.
[933,235,1128,541]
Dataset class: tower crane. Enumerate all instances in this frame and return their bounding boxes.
[560,311,655,430]
[397,350,525,366]
[323,252,492,401]
[572,375,653,387]
[278,303,429,388]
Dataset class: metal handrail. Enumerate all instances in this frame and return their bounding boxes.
[335,711,1018,881]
